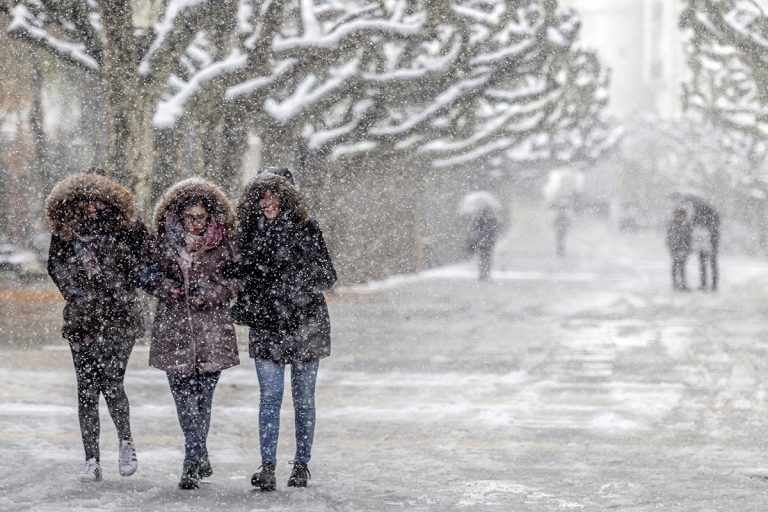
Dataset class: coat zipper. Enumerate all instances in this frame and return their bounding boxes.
[180,258,196,369]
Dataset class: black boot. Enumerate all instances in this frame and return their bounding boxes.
[198,457,213,479]
[178,461,199,490]
[251,462,276,491]
[287,461,311,488]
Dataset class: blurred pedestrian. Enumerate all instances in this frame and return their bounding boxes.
[231,171,337,491]
[261,165,296,185]
[691,202,720,291]
[554,206,571,257]
[45,171,146,481]
[144,178,240,490]
[691,224,714,291]
[666,207,692,291]
[468,206,499,280]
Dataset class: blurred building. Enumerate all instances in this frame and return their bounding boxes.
[561,0,686,118]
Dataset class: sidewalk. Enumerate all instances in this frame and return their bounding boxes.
[3,207,768,510]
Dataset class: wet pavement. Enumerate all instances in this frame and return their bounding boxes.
[2,209,768,510]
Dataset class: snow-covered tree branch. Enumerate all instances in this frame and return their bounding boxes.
[1,0,614,209]
[682,0,768,140]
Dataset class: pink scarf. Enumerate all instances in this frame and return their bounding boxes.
[188,218,226,252]
[174,218,227,299]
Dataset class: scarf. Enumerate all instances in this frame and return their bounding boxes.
[166,215,228,298]
[73,226,102,279]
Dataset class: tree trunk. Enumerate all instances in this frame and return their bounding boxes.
[149,127,185,208]
[98,0,158,212]
[218,105,249,197]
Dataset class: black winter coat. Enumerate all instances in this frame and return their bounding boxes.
[48,223,147,342]
[469,208,499,250]
[45,174,147,343]
[232,215,336,364]
[666,218,692,258]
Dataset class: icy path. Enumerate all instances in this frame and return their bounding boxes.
[4,212,768,510]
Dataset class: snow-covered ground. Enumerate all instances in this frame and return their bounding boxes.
[3,204,768,511]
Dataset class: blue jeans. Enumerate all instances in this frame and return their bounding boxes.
[167,371,220,464]
[255,358,319,465]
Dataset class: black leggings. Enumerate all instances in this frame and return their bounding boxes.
[70,338,135,461]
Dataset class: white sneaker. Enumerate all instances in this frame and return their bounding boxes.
[118,439,138,477]
[81,458,102,481]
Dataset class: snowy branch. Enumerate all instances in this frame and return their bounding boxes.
[225,58,296,101]
[139,0,223,79]
[273,17,424,54]
[7,4,100,71]
[264,58,360,124]
[155,49,248,128]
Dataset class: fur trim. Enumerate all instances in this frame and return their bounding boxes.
[153,178,235,234]
[45,174,137,240]
[237,173,310,227]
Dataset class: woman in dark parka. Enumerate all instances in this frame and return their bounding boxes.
[45,172,145,481]
[231,171,336,491]
[144,178,240,489]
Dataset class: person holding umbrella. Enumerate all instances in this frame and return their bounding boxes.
[459,191,502,281]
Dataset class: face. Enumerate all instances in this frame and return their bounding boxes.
[182,203,209,236]
[259,192,281,220]
[76,200,105,220]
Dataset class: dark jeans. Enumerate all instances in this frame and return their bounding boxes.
[167,371,220,465]
[477,245,493,280]
[70,337,134,461]
[255,358,319,464]
[699,251,718,290]
[671,255,687,290]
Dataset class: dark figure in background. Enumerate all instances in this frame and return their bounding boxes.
[231,171,337,491]
[666,207,692,291]
[690,202,720,291]
[261,165,296,185]
[468,207,499,280]
[554,207,571,257]
[144,178,241,490]
[691,224,714,291]
[45,172,145,481]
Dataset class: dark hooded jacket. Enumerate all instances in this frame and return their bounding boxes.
[666,216,692,258]
[45,173,147,343]
[691,202,720,252]
[231,174,336,364]
[145,178,240,375]
[469,207,499,251]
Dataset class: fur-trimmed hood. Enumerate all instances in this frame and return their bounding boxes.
[237,173,309,230]
[153,178,235,235]
[45,173,137,240]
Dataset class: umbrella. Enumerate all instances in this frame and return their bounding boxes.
[542,168,584,206]
[458,191,502,216]
[668,189,720,231]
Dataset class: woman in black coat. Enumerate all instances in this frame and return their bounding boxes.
[231,171,336,491]
[45,172,145,481]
